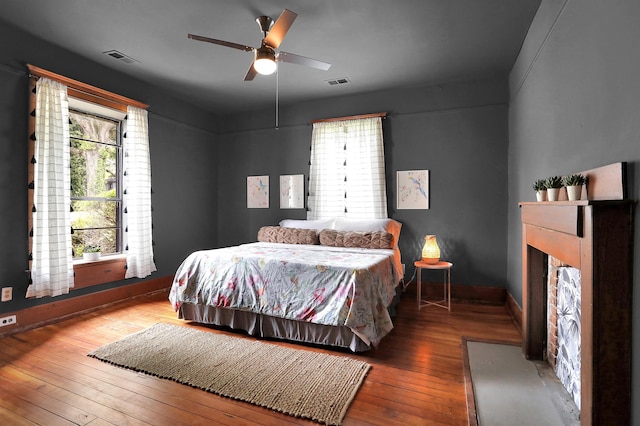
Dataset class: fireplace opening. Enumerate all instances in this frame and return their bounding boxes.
[547,257,581,410]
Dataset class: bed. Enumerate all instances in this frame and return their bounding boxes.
[169,218,403,351]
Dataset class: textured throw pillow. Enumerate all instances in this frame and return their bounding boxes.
[257,226,319,245]
[257,226,280,243]
[319,229,394,249]
[333,218,402,247]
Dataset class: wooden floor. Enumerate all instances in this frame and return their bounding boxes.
[0,286,522,426]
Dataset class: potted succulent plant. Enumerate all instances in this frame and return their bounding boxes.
[532,178,547,202]
[563,173,587,201]
[544,176,564,201]
[83,245,101,261]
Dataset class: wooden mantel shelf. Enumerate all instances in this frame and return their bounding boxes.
[520,162,634,426]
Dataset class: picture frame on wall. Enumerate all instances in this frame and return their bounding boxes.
[279,174,304,209]
[247,175,269,208]
[397,170,429,209]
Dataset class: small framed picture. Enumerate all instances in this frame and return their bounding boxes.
[247,175,269,208]
[397,170,429,209]
[280,174,304,209]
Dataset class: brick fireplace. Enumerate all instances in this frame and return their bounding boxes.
[546,257,563,370]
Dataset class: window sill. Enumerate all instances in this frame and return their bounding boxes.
[73,254,126,289]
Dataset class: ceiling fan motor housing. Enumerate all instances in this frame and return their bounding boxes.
[256,45,275,60]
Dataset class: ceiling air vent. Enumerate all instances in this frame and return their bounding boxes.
[326,77,351,86]
[103,50,139,64]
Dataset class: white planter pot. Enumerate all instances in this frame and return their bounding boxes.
[83,252,101,261]
[566,185,583,201]
[547,187,561,202]
[536,190,547,202]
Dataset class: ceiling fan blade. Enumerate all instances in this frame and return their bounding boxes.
[277,51,331,71]
[187,34,254,52]
[244,63,258,81]
[263,9,297,49]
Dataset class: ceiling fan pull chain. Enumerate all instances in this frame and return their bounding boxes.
[275,66,279,129]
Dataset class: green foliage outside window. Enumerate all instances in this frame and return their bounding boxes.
[69,110,121,257]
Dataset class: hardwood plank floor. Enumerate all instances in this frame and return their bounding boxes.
[0,286,522,425]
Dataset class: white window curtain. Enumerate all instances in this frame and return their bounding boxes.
[307,116,387,219]
[123,106,156,279]
[30,78,74,297]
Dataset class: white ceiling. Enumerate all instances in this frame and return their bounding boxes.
[1,0,540,115]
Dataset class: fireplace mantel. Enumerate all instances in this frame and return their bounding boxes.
[520,163,634,425]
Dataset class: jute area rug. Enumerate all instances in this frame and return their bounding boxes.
[88,323,370,425]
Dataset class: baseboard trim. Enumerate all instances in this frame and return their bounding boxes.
[452,283,506,305]
[1,277,525,339]
[414,281,524,333]
[505,291,523,336]
[417,281,507,305]
[0,275,172,338]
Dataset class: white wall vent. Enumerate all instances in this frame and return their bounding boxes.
[326,77,351,86]
[103,50,139,64]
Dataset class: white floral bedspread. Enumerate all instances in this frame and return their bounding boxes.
[169,242,400,346]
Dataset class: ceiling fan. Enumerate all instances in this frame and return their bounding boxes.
[188,9,331,81]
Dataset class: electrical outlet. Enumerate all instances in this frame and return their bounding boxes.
[0,315,16,327]
[1,287,12,302]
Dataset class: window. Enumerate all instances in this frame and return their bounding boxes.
[69,107,123,258]
[27,64,155,297]
[307,114,388,220]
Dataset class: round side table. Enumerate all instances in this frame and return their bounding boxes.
[414,260,453,311]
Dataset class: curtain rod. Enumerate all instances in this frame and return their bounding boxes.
[310,112,387,124]
[27,64,148,110]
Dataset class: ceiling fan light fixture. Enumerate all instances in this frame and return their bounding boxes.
[254,46,277,75]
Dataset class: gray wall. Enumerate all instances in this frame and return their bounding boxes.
[217,78,510,286]
[507,0,640,421]
[0,20,219,313]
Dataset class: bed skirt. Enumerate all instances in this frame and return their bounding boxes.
[177,281,403,352]
[178,303,371,352]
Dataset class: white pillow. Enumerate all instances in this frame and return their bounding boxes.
[333,218,402,247]
[279,218,335,231]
